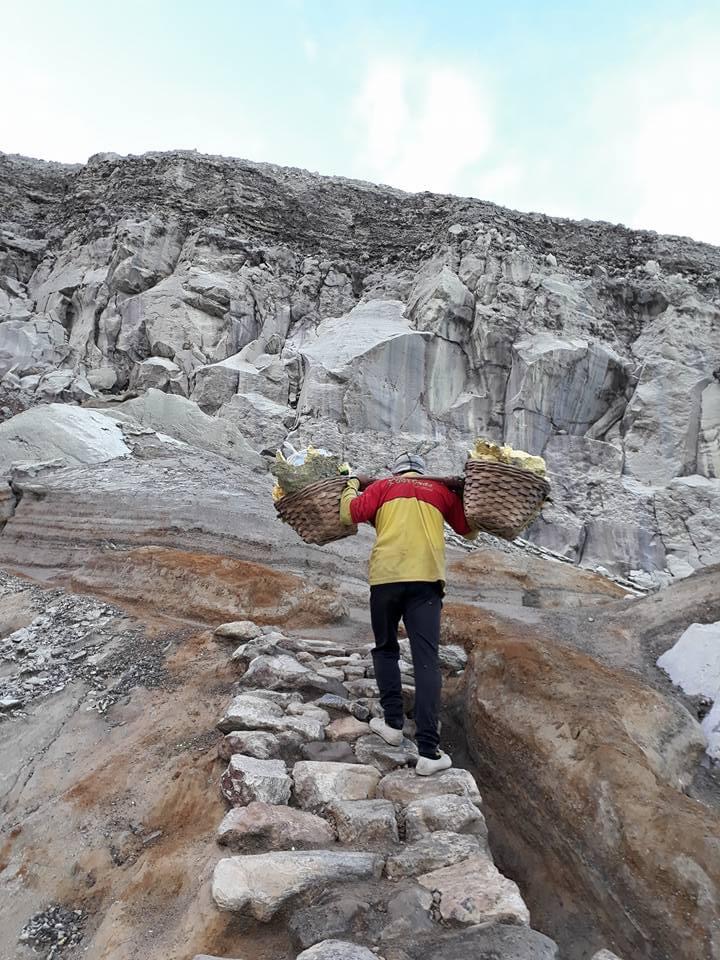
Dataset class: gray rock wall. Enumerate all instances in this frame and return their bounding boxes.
[1,149,719,580]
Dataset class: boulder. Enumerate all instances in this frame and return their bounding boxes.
[385,831,482,879]
[280,637,350,657]
[35,370,95,402]
[314,694,372,722]
[214,619,263,641]
[129,356,187,395]
[293,761,381,812]
[657,621,720,699]
[376,768,481,806]
[192,956,243,960]
[438,644,468,672]
[231,637,285,664]
[218,731,282,761]
[191,352,248,412]
[86,366,117,391]
[354,734,418,773]
[0,316,68,377]
[289,898,370,952]
[0,405,130,473]
[212,850,384,919]
[218,391,293,450]
[235,353,289,405]
[302,742,358,764]
[297,299,468,433]
[380,886,435,941]
[417,854,530,925]
[216,802,335,852]
[241,653,344,697]
[220,755,291,806]
[402,793,488,843]
[655,476,720,572]
[286,702,331,726]
[657,620,720,761]
[621,359,710,485]
[296,941,378,960]
[381,924,559,960]
[218,694,325,742]
[104,389,264,468]
[325,717,370,742]
[328,799,399,844]
[406,266,474,343]
[504,334,631,454]
[106,271,238,371]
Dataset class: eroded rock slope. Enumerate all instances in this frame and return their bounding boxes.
[1,150,719,580]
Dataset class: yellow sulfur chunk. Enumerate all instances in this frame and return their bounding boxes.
[468,437,546,477]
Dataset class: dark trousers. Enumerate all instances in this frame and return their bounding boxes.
[369,580,443,758]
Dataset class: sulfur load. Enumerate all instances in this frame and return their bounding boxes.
[468,438,547,477]
[271,444,350,500]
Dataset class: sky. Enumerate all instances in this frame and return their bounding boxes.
[4,0,720,244]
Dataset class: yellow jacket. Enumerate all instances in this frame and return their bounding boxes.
[340,473,475,586]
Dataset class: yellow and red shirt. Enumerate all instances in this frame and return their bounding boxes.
[340,472,474,585]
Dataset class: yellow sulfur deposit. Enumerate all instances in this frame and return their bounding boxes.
[270,446,351,501]
[468,438,547,477]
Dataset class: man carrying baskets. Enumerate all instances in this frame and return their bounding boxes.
[340,452,476,776]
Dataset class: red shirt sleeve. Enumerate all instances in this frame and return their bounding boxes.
[443,489,472,535]
[349,479,387,525]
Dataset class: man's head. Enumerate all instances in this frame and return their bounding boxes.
[391,452,426,475]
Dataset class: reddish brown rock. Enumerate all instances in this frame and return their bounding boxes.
[462,627,719,960]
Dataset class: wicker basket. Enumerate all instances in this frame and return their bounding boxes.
[275,476,358,546]
[463,459,550,540]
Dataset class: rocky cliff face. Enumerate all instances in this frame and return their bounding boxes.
[1,149,719,580]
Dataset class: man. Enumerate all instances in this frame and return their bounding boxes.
[340,452,476,775]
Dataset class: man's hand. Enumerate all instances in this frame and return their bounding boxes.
[353,474,374,489]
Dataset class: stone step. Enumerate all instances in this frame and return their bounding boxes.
[417,853,530,926]
[293,760,381,812]
[354,733,417,774]
[376,767,482,806]
[296,941,378,960]
[402,793,488,843]
[240,653,345,697]
[325,717,370,742]
[220,755,291,806]
[212,850,384,920]
[217,802,335,853]
[384,830,481,879]
[218,694,326,742]
[380,924,559,960]
[218,729,295,761]
[327,799,399,845]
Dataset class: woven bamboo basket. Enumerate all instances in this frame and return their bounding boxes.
[275,476,358,546]
[463,459,550,540]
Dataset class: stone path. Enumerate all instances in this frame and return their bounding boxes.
[195,619,621,960]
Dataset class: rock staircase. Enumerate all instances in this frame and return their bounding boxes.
[194,619,620,960]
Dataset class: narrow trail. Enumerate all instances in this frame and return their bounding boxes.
[199,619,613,960]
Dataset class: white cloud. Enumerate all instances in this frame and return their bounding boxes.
[302,36,319,62]
[587,33,720,244]
[351,58,502,195]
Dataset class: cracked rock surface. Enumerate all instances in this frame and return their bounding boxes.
[1,149,719,584]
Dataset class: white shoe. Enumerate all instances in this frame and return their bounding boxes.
[415,751,452,776]
[369,716,403,746]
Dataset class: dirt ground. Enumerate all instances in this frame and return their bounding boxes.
[2,548,719,960]
[0,544,378,960]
